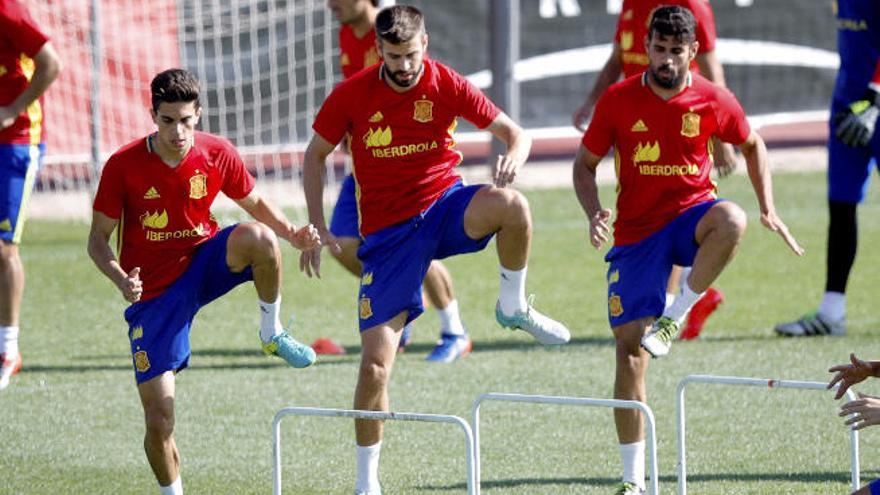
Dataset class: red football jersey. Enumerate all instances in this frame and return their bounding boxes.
[0,0,49,145]
[93,132,255,301]
[313,58,500,236]
[582,73,750,246]
[339,24,380,79]
[615,0,717,78]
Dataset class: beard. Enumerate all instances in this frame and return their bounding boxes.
[649,64,685,89]
[387,64,423,88]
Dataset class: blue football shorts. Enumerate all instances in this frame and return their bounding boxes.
[870,477,880,495]
[123,225,253,384]
[330,174,361,238]
[828,100,880,203]
[604,199,720,328]
[356,181,493,331]
[0,143,43,244]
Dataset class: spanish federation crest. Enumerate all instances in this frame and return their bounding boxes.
[134,350,151,373]
[189,172,207,199]
[681,112,700,138]
[413,98,433,123]
[359,297,373,319]
[608,294,624,318]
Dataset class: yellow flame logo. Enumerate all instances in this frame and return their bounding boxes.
[363,127,393,148]
[632,141,660,165]
[140,210,169,229]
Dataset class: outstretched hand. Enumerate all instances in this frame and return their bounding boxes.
[840,393,880,430]
[299,228,341,279]
[589,208,612,249]
[117,267,143,303]
[760,210,804,256]
[829,353,876,400]
[288,224,321,251]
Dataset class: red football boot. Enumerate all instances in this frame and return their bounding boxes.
[679,287,724,340]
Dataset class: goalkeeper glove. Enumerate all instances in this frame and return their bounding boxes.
[835,88,880,147]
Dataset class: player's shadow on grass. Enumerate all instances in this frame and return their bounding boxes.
[420,470,856,491]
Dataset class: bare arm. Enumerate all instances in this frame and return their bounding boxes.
[572,44,623,132]
[572,144,612,249]
[696,50,740,177]
[299,134,342,277]
[485,111,532,188]
[87,210,142,303]
[695,50,726,87]
[234,190,319,251]
[0,42,62,130]
[739,131,804,255]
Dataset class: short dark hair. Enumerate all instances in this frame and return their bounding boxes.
[150,69,200,112]
[375,5,425,44]
[369,0,378,6]
[648,5,697,43]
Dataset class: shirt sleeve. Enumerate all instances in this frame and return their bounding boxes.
[690,0,717,53]
[92,156,125,219]
[218,140,256,200]
[453,71,500,129]
[714,87,751,145]
[1,2,49,57]
[581,90,616,157]
[312,85,351,145]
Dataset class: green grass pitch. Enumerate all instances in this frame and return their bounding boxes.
[2,170,879,494]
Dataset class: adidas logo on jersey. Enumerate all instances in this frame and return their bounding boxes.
[631,119,648,132]
[143,187,161,200]
[369,111,384,122]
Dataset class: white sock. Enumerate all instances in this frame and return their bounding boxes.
[662,280,703,325]
[818,291,846,322]
[619,441,646,489]
[498,266,528,315]
[437,299,466,336]
[158,476,183,495]
[678,267,692,294]
[355,442,382,494]
[259,297,283,343]
[0,326,19,357]
[664,293,676,309]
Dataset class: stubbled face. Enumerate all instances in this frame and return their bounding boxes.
[645,33,697,89]
[327,0,369,25]
[151,101,200,157]
[378,35,427,89]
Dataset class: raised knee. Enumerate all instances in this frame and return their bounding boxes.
[709,203,747,240]
[237,222,278,252]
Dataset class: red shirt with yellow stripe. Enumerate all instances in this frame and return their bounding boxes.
[339,24,380,79]
[313,59,500,236]
[0,0,50,145]
[615,0,717,78]
[92,132,255,301]
[582,73,750,246]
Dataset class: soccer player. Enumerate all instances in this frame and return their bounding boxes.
[0,0,62,391]
[775,0,879,338]
[572,0,734,341]
[572,7,803,494]
[300,6,570,494]
[87,69,319,495]
[828,353,880,495]
[327,0,472,362]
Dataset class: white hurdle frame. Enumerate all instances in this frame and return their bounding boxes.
[272,407,477,495]
[676,374,861,495]
[471,393,659,495]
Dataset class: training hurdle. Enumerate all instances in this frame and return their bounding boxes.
[471,393,659,495]
[676,374,861,495]
[271,407,476,495]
